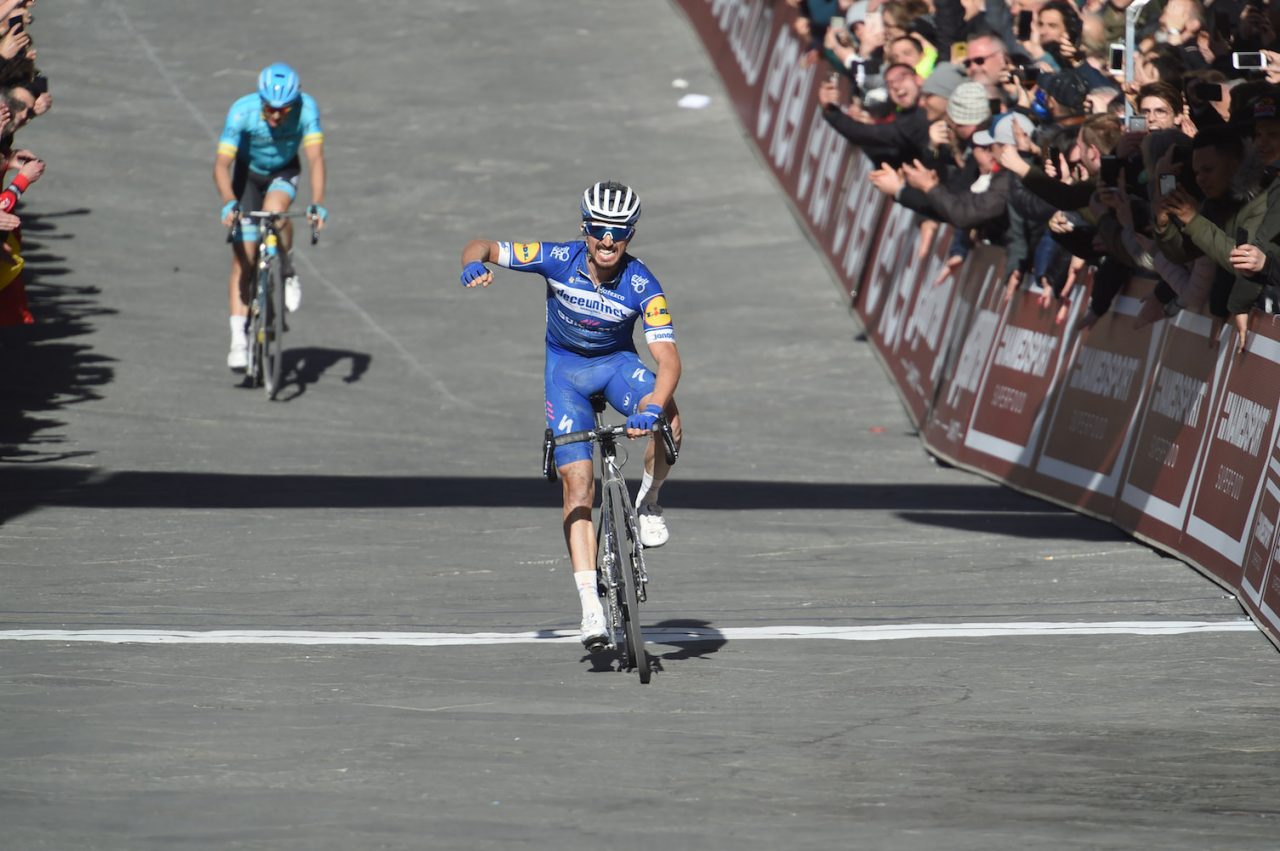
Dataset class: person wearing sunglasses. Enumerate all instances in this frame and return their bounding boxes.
[213,62,327,371]
[457,181,683,651]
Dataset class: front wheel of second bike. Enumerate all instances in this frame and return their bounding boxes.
[263,262,285,399]
[605,481,650,684]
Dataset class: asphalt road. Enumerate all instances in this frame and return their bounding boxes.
[2,2,1278,849]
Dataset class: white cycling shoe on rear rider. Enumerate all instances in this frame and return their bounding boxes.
[284,275,301,313]
[580,608,609,652]
[227,336,248,371]
[638,504,669,548]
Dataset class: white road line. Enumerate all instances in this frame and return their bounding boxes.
[0,621,1256,646]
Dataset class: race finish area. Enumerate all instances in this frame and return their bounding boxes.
[2,2,1279,850]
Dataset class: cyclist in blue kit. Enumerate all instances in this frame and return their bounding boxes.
[459,181,683,650]
[214,62,328,370]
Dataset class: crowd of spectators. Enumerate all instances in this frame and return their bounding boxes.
[793,0,1280,353]
[0,0,50,327]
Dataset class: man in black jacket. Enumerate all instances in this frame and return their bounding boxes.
[817,62,935,168]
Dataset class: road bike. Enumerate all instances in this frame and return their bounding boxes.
[228,211,317,400]
[543,393,678,684]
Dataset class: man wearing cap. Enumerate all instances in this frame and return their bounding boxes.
[928,80,992,174]
[869,81,993,211]
[1037,69,1091,128]
[818,62,939,168]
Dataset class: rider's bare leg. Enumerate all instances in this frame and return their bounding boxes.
[560,459,597,573]
[636,396,681,506]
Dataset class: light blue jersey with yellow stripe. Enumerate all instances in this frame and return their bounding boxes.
[217,92,323,175]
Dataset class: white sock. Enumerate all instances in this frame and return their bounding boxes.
[229,315,246,341]
[574,570,603,615]
[636,470,664,507]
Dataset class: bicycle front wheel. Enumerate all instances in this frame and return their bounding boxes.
[605,480,649,683]
[246,279,267,388]
[264,261,285,399]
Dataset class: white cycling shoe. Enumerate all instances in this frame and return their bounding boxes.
[638,504,669,548]
[226,336,248,371]
[284,275,301,313]
[580,609,609,652]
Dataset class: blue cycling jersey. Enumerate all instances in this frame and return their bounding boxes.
[217,92,324,175]
[494,240,676,356]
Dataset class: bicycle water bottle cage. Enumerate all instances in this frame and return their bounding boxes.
[589,392,607,414]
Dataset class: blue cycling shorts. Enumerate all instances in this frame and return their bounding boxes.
[545,346,655,466]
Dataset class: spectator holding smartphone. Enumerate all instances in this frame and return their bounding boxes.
[1155,125,1267,352]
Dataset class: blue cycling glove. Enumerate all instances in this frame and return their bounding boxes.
[221,200,239,222]
[461,261,489,286]
[626,403,663,432]
[307,204,328,223]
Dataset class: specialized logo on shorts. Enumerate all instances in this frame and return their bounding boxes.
[631,273,649,294]
[643,296,672,327]
[549,245,571,261]
[512,242,542,266]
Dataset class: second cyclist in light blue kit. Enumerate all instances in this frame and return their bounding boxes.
[458,181,684,650]
[213,62,328,371]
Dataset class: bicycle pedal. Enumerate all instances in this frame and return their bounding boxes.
[583,635,609,654]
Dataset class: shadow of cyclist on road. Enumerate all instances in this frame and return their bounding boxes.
[651,619,728,663]
[271,346,371,400]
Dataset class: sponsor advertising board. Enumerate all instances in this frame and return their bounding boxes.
[674,0,1280,647]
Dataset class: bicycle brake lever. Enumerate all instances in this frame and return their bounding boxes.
[657,417,678,465]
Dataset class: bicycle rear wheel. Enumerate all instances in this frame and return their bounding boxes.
[605,480,649,683]
[264,261,285,399]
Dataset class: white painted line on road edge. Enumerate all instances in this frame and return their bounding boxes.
[0,621,1256,646]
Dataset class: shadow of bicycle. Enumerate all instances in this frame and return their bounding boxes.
[272,346,371,400]
[580,618,729,677]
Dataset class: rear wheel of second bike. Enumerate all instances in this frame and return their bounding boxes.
[607,482,649,684]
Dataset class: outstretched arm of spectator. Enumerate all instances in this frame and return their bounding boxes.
[821,102,908,148]
[923,175,1011,229]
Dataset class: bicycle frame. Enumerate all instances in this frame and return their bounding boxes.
[229,211,316,399]
[542,398,677,682]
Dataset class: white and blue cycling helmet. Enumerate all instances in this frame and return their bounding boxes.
[258,63,301,109]
[581,180,641,226]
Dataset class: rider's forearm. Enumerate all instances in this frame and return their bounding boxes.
[648,344,681,410]
[304,145,325,206]
[461,240,494,265]
[212,155,235,203]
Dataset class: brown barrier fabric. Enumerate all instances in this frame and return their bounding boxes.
[1028,289,1163,518]
[674,0,1280,647]
[922,245,1008,461]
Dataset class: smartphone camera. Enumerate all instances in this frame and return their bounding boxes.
[1127,115,1148,132]
[1159,173,1177,195]
[1017,10,1033,42]
[1099,155,1121,187]
[1233,51,1268,70]
[1109,43,1126,74]
[1192,82,1224,102]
